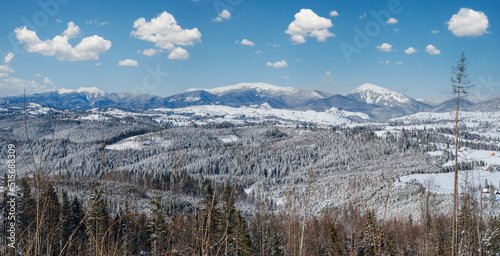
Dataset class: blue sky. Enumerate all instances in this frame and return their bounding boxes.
[0,0,498,99]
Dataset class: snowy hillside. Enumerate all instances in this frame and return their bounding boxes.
[152,105,357,126]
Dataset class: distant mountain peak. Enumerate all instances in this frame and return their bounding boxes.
[350,83,393,94]
[347,83,411,105]
[58,87,105,99]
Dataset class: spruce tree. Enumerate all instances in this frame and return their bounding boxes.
[67,197,87,254]
[147,195,168,254]
[87,189,110,254]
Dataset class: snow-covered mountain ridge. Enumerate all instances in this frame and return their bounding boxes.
[187,82,301,96]
[2,82,499,121]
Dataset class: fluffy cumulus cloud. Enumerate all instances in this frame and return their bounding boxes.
[285,9,334,44]
[131,11,201,60]
[425,44,441,55]
[404,47,417,54]
[329,10,339,17]
[63,21,81,38]
[118,59,139,66]
[168,47,189,60]
[266,60,288,68]
[447,8,489,37]
[240,39,255,46]
[213,9,231,22]
[376,43,393,52]
[15,23,109,61]
[4,52,14,64]
[387,18,398,24]
[15,22,111,61]
[0,77,56,97]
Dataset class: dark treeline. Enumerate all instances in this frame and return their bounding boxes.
[2,177,500,255]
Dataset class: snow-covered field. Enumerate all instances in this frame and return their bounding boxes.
[396,170,500,196]
[442,149,500,167]
[106,134,171,150]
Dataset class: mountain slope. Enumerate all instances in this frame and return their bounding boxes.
[345,83,432,116]
[432,98,474,112]
[465,98,500,112]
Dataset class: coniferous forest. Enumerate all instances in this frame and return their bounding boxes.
[1,112,500,255]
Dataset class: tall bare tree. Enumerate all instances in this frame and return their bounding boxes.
[451,51,473,256]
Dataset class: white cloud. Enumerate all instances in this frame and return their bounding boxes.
[425,44,441,55]
[266,60,288,68]
[241,39,255,46]
[254,50,262,54]
[376,43,393,52]
[118,59,139,66]
[329,10,339,17]
[34,73,42,77]
[213,9,231,22]
[0,53,15,77]
[285,9,334,44]
[131,12,202,49]
[281,75,290,79]
[55,19,61,23]
[0,77,56,97]
[404,47,417,54]
[15,23,111,61]
[95,63,102,66]
[63,21,81,38]
[131,11,201,60]
[325,71,332,76]
[100,21,109,26]
[0,65,14,78]
[387,18,398,24]
[43,77,53,85]
[378,60,390,64]
[142,48,158,56]
[385,60,390,64]
[447,8,489,37]
[432,30,439,34]
[359,13,367,19]
[168,47,189,60]
[4,52,14,64]
[395,61,403,65]
[219,10,231,19]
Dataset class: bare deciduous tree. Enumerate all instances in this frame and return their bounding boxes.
[451,51,473,256]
